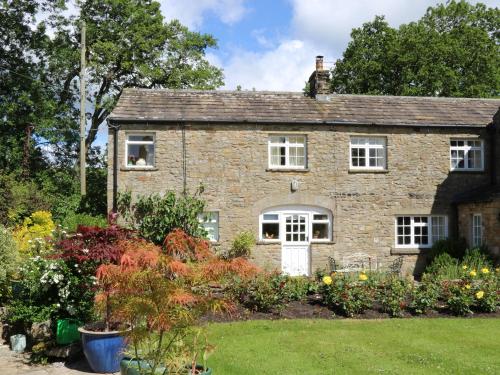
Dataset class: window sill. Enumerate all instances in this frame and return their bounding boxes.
[120,167,158,172]
[391,248,427,255]
[311,241,335,245]
[266,168,309,173]
[349,169,388,174]
[449,169,485,174]
[257,240,281,245]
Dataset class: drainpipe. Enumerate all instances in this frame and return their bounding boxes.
[181,122,187,195]
[108,121,121,213]
[487,121,497,186]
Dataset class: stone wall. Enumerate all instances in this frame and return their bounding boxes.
[108,123,492,275]
[458,200,500,261]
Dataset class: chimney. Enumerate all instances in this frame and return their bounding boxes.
[308,55,331,99]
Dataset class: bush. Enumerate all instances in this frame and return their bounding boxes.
[320,274,374,317]
[424,253,460,280]
[378,277,411,317]
[227,231,255,259]
[0,226,19,299]
[461,248,493,273]
[7,256,96,326]
[13,211,56,256]
[442,281,474,316]
[409,277,440,314]
[117,190,206,245]
[228,272,291,312]
[60,212,107,233]
[428,238,467,261]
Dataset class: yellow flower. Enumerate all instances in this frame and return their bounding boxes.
[462,265,468,270]
[322,275,333,285]
[469,270,477,277]
[465,284,471,290]
[475,291,484,299]
[359,273,368,281]
[481,268,489,274]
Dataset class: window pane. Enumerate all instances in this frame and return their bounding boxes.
[262,223,279,240]
[128,135,154,142]
[313,214,328,221]
[127,144,154,166]
[198,212,219,241]
[312,223,329,239]
[263,214,279,221]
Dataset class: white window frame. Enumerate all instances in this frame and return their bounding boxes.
[349,136,387,170]
[472,213,482,247]
[198,212,219,242]
[268,135,307,169]
[450,139,484,171]
[125,133,156,168]
[395,215,448,249]
[259,206,332,243]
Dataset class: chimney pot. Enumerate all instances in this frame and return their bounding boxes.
[315,55,324,71]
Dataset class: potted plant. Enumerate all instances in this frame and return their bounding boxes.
[78,262,130,373]
[112,231,258,374]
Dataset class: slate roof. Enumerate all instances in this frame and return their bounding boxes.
[109,89,500,128]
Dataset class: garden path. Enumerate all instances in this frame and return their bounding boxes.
[0,343,118,375]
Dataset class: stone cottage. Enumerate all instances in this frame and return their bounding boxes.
[107,57,500,275]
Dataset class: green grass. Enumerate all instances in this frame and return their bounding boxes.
[206,318,500,375]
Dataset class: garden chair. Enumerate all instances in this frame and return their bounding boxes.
[388,256,404,276]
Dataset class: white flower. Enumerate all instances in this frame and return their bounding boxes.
[82,248,89,254]
[28,240,32,243]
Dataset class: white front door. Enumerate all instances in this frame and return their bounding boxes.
[281,214,310,276]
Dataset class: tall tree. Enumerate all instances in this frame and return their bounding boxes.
[50,0,224,152]
[331,1,500,97]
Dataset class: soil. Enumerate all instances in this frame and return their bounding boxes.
[202,295,500,323]
[82,321,127,332]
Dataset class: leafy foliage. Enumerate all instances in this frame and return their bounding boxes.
[377,277,411,317]
[0,226,19,300]
[96,230,257,374]
[118,190,206,245]
[13,211,55,256]
[226,231,255,259]
[331,1,500,97]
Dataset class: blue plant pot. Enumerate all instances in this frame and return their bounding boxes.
[79,327,128,373]
[120,358,212,375]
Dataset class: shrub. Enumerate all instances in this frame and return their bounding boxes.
[320,274,374,317]
[461,248,493,274]
[428,238,467,261]
[0,226,19,299]
[163,228,212,261]
[117,190,206,245]
[228,272,289,312]
[409,277,440,314]
[227,231,255,259]
[473,276,499,313]
[13,211,56,256]
[440,280,475,316]
[7,256,96,326]
[60,213,107,233]
[56,224,134,267]
[424,253,460,280]
[378,277,411,317]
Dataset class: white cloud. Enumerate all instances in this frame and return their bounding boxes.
[215,40,317,91]
[159,0,248,28]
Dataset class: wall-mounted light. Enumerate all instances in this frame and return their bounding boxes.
[291,179,299,192]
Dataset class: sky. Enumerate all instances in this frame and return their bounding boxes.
[158,0,498,92]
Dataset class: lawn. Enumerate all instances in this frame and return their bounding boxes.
[206,318,500,375]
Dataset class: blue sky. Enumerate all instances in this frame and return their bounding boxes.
[92,0,498,147]
[158,0,498,92]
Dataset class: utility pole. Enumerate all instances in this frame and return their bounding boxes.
[80,20,86,195]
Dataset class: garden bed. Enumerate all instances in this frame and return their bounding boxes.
[203,297,500,323]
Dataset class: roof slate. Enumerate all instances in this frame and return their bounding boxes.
[109,89,500,127]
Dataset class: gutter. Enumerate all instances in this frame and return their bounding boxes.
[106,117,487,129]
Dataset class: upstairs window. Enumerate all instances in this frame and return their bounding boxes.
[350,137,386,170]
[395,215,448,248]
[450,140,484,171]
[126,134,155,167]
[268,135,306,169]
[198,212,219,242]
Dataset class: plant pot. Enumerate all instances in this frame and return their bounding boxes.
[120,358,212,375]
[57,318,82,345]
[79,327,128,373]
[10,334,26,353]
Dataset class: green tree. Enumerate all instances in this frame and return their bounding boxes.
[331,1,500,97]
[50,0,224,153]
